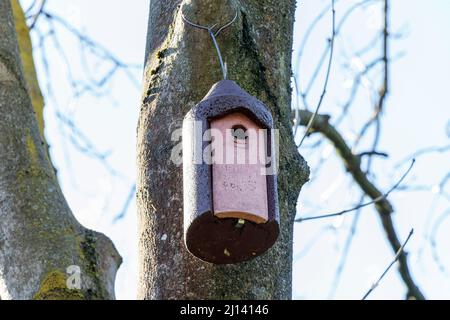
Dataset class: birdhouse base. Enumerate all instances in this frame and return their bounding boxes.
[185,212,279,264]
[214,211,267,224]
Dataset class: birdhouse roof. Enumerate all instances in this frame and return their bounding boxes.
[186,80,274,129]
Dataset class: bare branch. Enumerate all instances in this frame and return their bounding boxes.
[395,143,450,167]
[113,184,136,223]
[362,229,414,300]
[297,0,336,148]
[295,159,414,222]
[328,194,365,298]
[28,0,46,30]
[430,208,450,274]
[295,109,425,299]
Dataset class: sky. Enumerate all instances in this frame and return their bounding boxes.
[21,0,450,299]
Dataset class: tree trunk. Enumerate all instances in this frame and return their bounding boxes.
[137,0,309,299]
[0,0,121,300]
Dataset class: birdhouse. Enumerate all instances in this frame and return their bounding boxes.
[182,80,279,264]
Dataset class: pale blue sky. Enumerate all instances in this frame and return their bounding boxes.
[22,0,450,299]
[292,0,450,299]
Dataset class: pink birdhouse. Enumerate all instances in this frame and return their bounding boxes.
[183,80,279,264]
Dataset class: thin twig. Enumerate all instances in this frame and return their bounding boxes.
[327,194,365,298]
[430,208,450,274]
[362,229,415,300]
[28,0,46,30]
[113,184,137,223]
[296,159,415,222]
[395,143,450,168]
[297,0,336,148]
[25,0,39,15]
[357,150,389,158]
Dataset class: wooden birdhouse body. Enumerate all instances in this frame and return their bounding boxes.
[182,80,279,264]
[211,112,269,224]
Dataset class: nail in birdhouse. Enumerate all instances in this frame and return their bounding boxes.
[182,80,279,264]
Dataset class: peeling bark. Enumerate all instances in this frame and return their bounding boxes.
[137,0,309,299]
[0,0,121,300]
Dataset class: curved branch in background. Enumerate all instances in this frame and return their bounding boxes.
[297,109,425,300]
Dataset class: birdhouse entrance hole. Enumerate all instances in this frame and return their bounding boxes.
[231,125,248,141]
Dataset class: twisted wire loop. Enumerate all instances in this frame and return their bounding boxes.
[181,9,238,79]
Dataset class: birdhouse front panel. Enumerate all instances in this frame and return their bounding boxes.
[210,112,268,224]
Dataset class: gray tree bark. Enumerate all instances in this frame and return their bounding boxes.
[137,0,309,299]
[0,0,121,300]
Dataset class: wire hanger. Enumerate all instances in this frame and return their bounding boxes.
[181,9,238,80]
